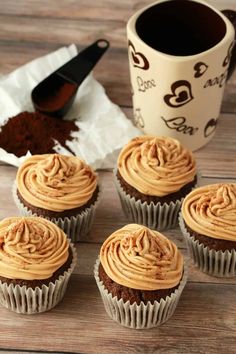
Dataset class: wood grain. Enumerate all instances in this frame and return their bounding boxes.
[0,276,235,354]
[122,110,236,178]
[0,165,235,237]
[0,0,236,353]
[75,242,236,286]
[0,1,235,110]
[0,0,234,20]
[1,44,236,110]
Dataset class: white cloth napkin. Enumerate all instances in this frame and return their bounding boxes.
[0,44,140,169]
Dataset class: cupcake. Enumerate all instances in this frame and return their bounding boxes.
[180,183,236,277]
[94,223,187,329]
[13,153,100,242]
[0,216,76,314]
[115,136,197,230]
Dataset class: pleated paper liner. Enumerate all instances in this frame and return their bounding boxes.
[0,243,77,314]
[114,170,191,230]
[179,214,236,277]
[13,182,101,242]
[94,258,187,329]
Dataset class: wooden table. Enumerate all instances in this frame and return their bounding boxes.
[0,1,236,353]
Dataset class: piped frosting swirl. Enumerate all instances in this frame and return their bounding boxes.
[182,184,236,241]
[16,154,98,212]
[117,136,196,196]
[0,216,69,280]
[100,224,183,290]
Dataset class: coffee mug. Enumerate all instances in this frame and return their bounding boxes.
[127,0,236,151]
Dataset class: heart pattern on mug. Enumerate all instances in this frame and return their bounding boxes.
[194,62,208,78]
[128,40,149,70]
[222,41,234,67]
[164,80,194,108]
[204,118,218,138]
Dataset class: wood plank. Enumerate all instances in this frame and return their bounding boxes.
[1,42,236,112]
[0,2,235,110]
[0,0,234,20]
[194,114,236,178]
[0,274,235,354]
[1,352,61,354]
[1,43,236,112]
[1,167,235,237]
[0,15,126,49]
[1,164,236,294]
[75,242,236,285]
[123,110,236,178]
[0,0,134,21]
[223,77,236,114]
[0,42,131,109]
[0,1,236,353]
[1,353,47,354]
[1,109,236,178]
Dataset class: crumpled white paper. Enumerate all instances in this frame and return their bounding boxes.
[0,44,141,169]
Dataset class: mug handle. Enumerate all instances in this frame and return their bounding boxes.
[222,10,236,80]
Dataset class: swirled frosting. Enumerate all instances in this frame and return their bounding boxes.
[16,154,98,212]
[100,224,183,290]
[0,216,69,280]
[182,184,236,241]
[117,136,196,196]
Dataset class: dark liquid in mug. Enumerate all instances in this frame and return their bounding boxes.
[136,0,226,56]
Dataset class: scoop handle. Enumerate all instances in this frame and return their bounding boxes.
[56,39,110,84]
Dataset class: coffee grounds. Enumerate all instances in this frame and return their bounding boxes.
[34,82,77,111]
[0,111,79,157]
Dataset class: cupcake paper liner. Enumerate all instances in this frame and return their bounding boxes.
[13,182,101,242]
[94,258,187,329]
[0,243,77,314]
[114,171,188,230]
[179,214,236,277]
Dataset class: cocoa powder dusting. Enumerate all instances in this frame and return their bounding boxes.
[0,111,79,157]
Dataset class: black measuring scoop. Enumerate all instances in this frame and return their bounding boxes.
[32,39,109,118]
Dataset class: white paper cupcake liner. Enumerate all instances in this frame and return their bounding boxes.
[179,214,236,277]
[114,171,188,230]
[94,258,187,329]
[13,182,101,242]
[0,243,77,314]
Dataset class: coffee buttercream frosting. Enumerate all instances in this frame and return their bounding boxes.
[0,216,69,280]
[182,184,236,241]
[16,154,98,212]
[100,224,183,290]
[117,136,196,196]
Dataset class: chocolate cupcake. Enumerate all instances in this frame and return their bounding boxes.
[0,216,77,314]
[180,183,236,277]
[13,153,100,242]
[115,136,197,230]
[94,224,187,329]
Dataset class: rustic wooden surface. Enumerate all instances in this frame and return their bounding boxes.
[0,1,236,353]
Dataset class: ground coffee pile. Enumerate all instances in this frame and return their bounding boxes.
[0,111,79,157]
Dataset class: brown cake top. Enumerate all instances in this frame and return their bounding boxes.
[100,224,183,290]
[16,154,98,212]
[182,184,236,241]
[117,136,196,196]
[0,216,69,280]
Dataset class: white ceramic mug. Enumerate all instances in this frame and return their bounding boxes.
[127,0,236,151]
